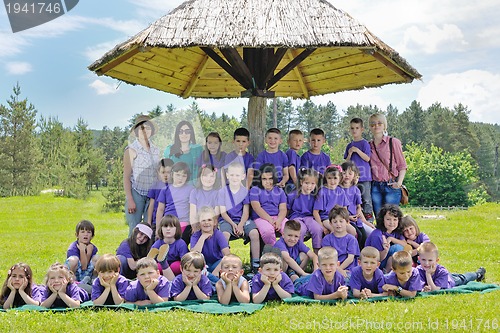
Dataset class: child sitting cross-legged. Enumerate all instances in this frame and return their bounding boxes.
[295,247,348,301]
[417,242,485,292]
[215,254,250,305]
[170,251,212,301]
[251,252,294,304]
[124,257,171,305]
[382,251,424,298]
[348,246,387,299]
[273,219,318,282]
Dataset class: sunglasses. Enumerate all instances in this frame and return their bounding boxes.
[179,129,192,135]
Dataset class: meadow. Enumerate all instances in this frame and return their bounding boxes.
[0,192,498,333]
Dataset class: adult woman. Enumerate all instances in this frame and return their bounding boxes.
[124,115,160,235]
[163,120,203,182]
[368,113,407,215]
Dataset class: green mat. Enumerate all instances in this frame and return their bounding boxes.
[284,281,500,305]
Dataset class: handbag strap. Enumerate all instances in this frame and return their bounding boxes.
[371,137,396,179]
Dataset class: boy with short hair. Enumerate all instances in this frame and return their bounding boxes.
[417,242,485,291]
[224,127,255,188]
[147,158,174,237]
[296,247,348,300]
[251,252,294,303]
[274,219,318,281]
[124,257,171,305]
[215,254,251,304]
[349,246,387,299]
[251,128,289,188]
[170,251,212,301]
[382,251,423,298]
[300,128,331,175]
[65,220,99,287]
[286,129,304,192]
[344,118,373,220]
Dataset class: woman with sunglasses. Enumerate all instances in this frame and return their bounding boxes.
[368,114,407,216]
[163,120,203,182]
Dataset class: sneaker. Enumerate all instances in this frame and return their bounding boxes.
[476,267,486,281]
[147,247,159,259]
[157,243,169,262]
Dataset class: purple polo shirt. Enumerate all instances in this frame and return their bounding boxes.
[217,185,249,223]
[190,229,229,266]
[300,151,331,174]
[249,186,287,220]
[344,139,372,182]
[348,266,385,293]
[151,239,188,267]
[255,150,289,182]
[251,272,294,301]
[298,269,345,298]
[91,275,130,303]
[157,183,194,221]
[314,186,349,220]
[416,264,455,289]
[321,234,359,271]
[385,268,424,292]
[274,237,311,260]
[170,274,213,300]
[287,192,315,219]
[124,275,171,302]
[67,241,98,259]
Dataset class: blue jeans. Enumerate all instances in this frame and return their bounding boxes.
[452,272,477,286]
[371,181,402,217]
[380,244,404,270]
[357,181,373,216]
[117,255,136,280]
[125,188,150,236]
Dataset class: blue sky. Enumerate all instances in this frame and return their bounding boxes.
[1,0,499,130]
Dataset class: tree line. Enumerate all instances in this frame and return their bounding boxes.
[0,84,498,208]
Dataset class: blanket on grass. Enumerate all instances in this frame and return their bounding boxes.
[284,281,500,305]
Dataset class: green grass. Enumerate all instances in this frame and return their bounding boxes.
[0,193,499,333]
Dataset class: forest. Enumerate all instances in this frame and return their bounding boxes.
[0,84,498,209]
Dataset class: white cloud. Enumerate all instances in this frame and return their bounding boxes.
[89,79,119,95]
[5,62,32,75]
[400,24,467,55]
[0,31,28,58]
[418,70,500,124]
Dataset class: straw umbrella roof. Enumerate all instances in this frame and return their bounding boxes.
[89,0,421,99]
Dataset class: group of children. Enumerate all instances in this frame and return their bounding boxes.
[1,121,486,309]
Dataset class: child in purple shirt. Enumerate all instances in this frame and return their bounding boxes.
[300,128,331,175]
[190,206,230,280]
[252,128,290,187]
[147,158,173,236]
[171,252,212,301]
[124,258,170,305]
[196,132,227,173]
[296,247,348,300]
[224,127,254,188]
[250,163,288,246]
[287,168,323,252]
[251,252,294,303]
[274,220,318,281]
[91,254,129,305]
[285,129,304,192]
[382,251,424,298]
[116,223,153,279]
[401,215,430,265]
[65,220,98,287]
[322,206,360,276]
[1,263,42,309]
[40,263,84,308]
[349,246,387,299]
[417,242,485,291]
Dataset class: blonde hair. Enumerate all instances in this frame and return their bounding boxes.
[391,251,412,269]
[135,257,158,271]
[318,246,338,263]
[44,263,73,285]
[417,242,439,258]
[360,246,380,261]
[401,215,421,235]
[220,254,243,269]
[198,206,217,228]
[369,113,388,132]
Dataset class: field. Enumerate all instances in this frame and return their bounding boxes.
[0,193,499,332]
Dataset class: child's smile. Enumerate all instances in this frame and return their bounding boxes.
[403,226,417,240]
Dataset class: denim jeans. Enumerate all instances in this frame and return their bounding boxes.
[371,181,402,217]
[125,188,150,236]
[357,181,373,216]
[452,272,478,286]
[380,244,404,270]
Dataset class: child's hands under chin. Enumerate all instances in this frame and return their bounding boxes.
[220,271,231,284]
[424,263,437,275]
[145,279,159,291]
[272,273,282,286]
[260,274,271,286]
[110,273,119,285]
[98,274,110,288]
[6,277,16,291]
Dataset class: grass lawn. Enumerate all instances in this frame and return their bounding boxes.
[0,192,499,332]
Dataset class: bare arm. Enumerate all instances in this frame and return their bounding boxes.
[123,148,137,213]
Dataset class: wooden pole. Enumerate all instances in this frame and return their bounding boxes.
[247,96,267,157]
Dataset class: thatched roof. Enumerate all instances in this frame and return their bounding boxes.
[89,0,421,99]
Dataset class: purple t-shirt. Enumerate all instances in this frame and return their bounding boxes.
[91,275,130,304]
[217,185,249,223]
[157,183,194,222]
[314,186,349,220]
[124,275,171,302]
[321,234,359,271]
[189,188,219,210]
[170,274,213,300]
[341,185,363,227]
[348,266,385,293]
[2,284,43,308]
[40,283,84,308]
[116,240,133,259]
[147,181,168,226]
[196,151,227,169]
[249,186,287,220]
[251,272,294,301]
[224,151,255,172]
[417,264,455,289]
[300,151,331,174]
[274,237,311,260]
[344,140,372,182]
[286,149,301,184]
[298,269,345,298]
[255,150,289,182]
[66,241,98,259]
[151,239,188,267]
[414,233,431,245]
[385,268,424,291]
[365,229,404,252]
[287,191,315,219]
[190,229,229,266]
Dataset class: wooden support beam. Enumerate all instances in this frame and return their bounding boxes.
[263,48,287,84]
[96,47,141,75]
[267,48,316,89]
[182,53,209,98]
[200,47,250,89]
[366,50,413,82]
[287,49,309,98]
[219,48,254,88]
